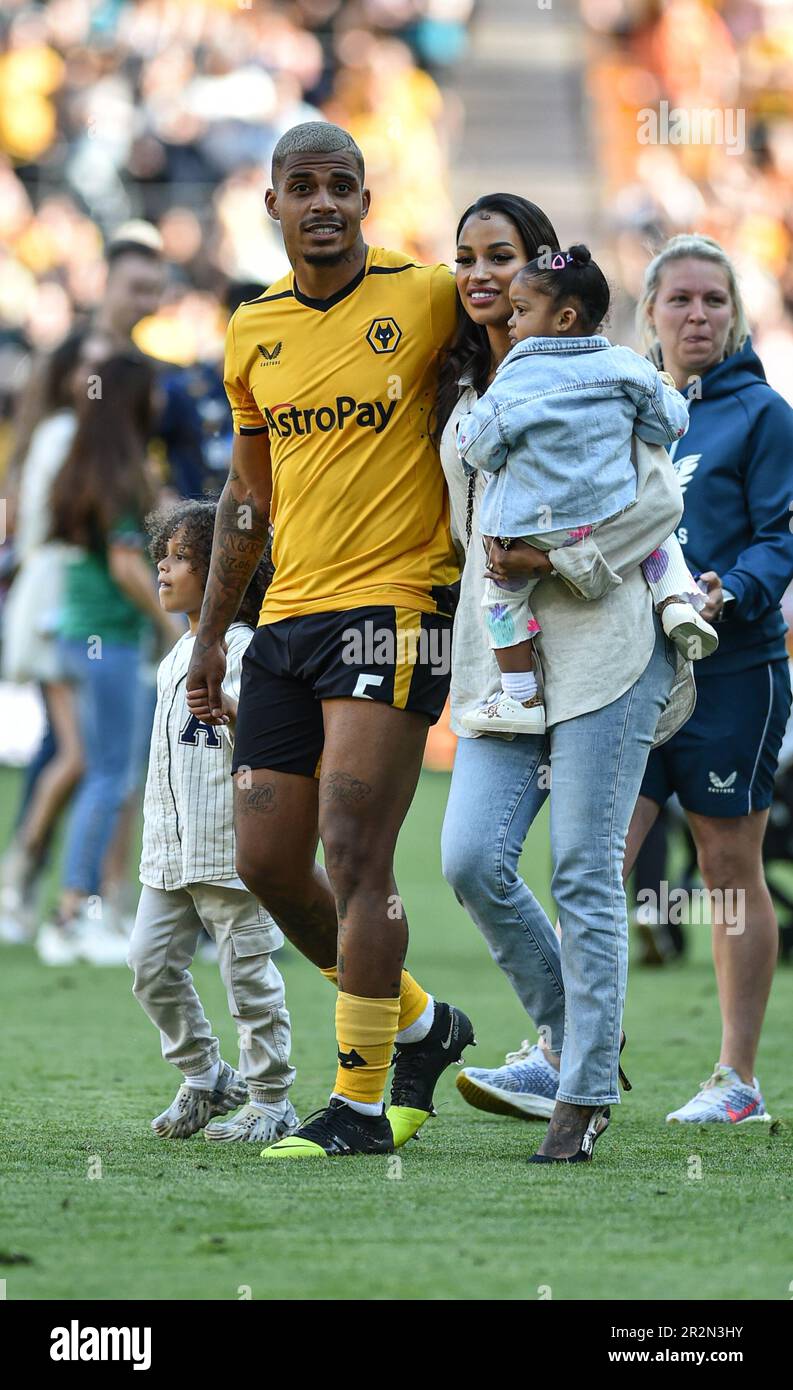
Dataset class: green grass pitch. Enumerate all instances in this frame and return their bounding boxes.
[1,769,791,1300]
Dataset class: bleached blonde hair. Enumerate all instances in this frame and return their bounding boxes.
[636,234,749,365]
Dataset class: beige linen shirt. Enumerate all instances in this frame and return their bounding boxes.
[441,385,696,742]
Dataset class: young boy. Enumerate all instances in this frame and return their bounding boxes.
[127,501,298,1144]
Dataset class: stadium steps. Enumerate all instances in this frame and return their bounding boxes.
[450,0,597,241]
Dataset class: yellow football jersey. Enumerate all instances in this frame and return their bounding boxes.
[224,245,460,624]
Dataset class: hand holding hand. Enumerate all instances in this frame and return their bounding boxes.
[186,639,229,725]
[219,689,238,723]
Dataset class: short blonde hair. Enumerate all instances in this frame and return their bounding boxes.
[635,234,749,364]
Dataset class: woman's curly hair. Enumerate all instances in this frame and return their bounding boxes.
[145,499,272,630]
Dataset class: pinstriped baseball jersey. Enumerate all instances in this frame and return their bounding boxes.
[139,623,258,891]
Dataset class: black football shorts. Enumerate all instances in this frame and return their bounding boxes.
[232,591,458,779]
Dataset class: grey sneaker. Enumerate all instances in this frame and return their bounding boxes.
[151,1061,248,1139]
[203,1099,300,1145]
[456,1039,559,1120]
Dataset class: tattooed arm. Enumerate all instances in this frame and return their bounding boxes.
[186,432,272,724]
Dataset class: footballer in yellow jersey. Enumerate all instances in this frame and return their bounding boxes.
[187,123,475,1160]
[225,245,459,624]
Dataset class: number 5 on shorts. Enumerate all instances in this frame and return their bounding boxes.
[352,673,385,699]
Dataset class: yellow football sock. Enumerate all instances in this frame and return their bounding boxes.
[334,992,400,1107]
[320,966,428,1032]
[397,970,429,1030]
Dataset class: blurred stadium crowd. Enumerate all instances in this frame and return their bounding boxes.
[4,0,792,441]
[583,0,793,400]
[0,0,474,450]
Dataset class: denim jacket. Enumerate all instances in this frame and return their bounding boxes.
[456,335,689,537]
[442,386,695,741]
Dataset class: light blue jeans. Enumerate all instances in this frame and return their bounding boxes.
[441,618,676,1105]
[59,638,144,896]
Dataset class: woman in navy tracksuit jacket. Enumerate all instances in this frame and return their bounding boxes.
[625,234,793,1126]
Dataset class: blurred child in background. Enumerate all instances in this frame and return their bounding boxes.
[37,354,182,965]
[1,331,87,940]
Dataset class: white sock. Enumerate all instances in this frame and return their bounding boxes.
[250,1097,288,1116]
[395,994,435,1045]
[185,1058,222,1091]
[331,1093,383,1117]
[502,671,538,703]
[642,538,703,607]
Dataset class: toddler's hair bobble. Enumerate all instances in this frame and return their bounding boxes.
[520,241,609,331]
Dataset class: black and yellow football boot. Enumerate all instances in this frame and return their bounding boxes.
[262,1097,395,1160]
[386,1001,476,1147]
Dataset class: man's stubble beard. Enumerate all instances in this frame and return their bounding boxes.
[302,248,354,267]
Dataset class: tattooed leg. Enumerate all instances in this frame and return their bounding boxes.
[233,768,338,969]
[318,700,430,998]
[537,1101,598,1158]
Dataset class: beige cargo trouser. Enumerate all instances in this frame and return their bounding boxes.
[128,882,294,1104]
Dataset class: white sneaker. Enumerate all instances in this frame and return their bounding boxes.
[77,919,131,966]
[203,1099,300,1145]
[36,920,85,966]
[0,907,36,945]
[666,1065,771,1124]
[37,901,131,966]
[152,1061,249,1139]
[462,691,546,736]
[660,602,718,660]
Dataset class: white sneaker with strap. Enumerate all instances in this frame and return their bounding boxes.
[203,1100,300,1145]
[461,691,546,736]
[659,602,719,660]
[151,1061,248,1138]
